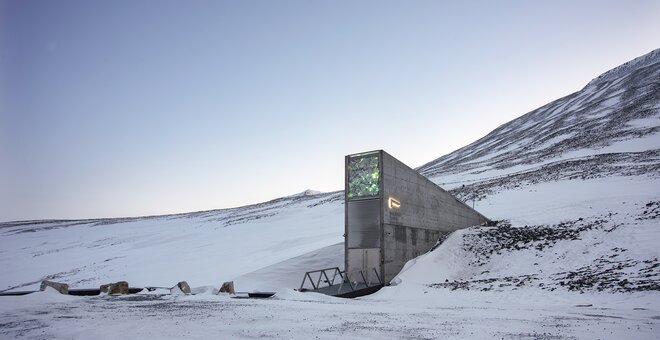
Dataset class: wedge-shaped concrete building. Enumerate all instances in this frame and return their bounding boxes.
[345,150,489,284]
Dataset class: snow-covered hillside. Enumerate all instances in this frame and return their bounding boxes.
[0,191,344,291]
[0,49,659,339]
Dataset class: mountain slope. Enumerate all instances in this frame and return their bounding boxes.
[381,48,660,296]
[0,49,658,297]
[419,48,660,202]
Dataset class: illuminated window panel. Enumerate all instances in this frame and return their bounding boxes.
[347,154,380,200]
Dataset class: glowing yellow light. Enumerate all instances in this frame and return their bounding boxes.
[388,197,401,209]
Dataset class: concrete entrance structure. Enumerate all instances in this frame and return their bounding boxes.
[345,150,489,284]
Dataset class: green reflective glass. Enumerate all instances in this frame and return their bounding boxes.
[347,154,380,199]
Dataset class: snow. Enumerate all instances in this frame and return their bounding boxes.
[627,116,660,129]
[0,284,657,339]
[233,242,344,292]
[2,172,657,339]
[477,176,659,224]
[556,132,660,160]
[1,51,659,339]
[0,196,344,291]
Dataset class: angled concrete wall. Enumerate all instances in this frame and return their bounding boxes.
[345,150,489,285]
[380,151,488,282]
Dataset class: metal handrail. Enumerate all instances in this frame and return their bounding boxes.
[300,267,383,292]
[299,267,344,291]
[338,271,355,292]
[372,267,383,285]
[360,271,369,287]
[350,267,383,288]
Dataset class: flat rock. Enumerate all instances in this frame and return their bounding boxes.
[219,281,235,294]
[40,280,69,294]
[100,281,129,295]
[171,281,191,295]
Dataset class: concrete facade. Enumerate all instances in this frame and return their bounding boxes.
[345,150,489,284]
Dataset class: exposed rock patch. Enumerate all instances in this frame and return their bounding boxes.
[429,218,660,293]
[637,200,660,220]
[552,256,660,293]
[463,219,617,267]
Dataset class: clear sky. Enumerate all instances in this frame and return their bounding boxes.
[1,0,658,221]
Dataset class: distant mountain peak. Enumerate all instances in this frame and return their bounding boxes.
[585,48,660,88]
[290,189,323,197]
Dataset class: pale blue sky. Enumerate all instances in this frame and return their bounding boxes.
[1,0,659,221]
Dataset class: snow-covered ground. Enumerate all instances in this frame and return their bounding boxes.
[0,191,344,291]
[1,50,659,339]
[2,176,654,340]
[0,282,656,339]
